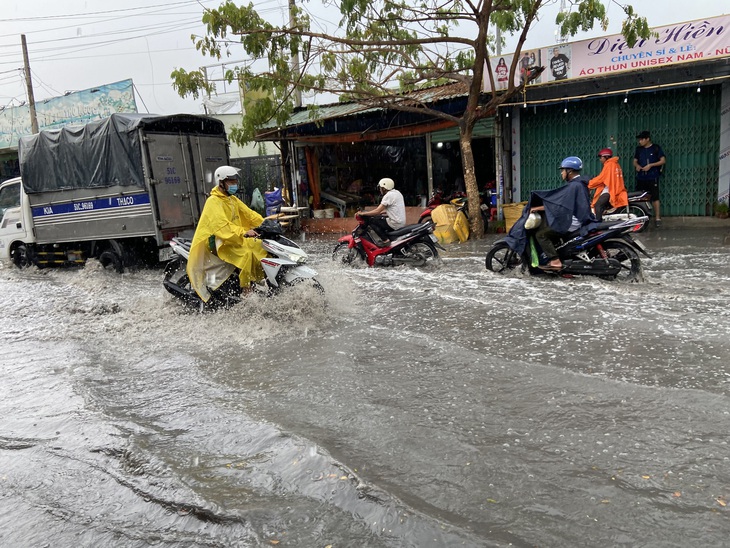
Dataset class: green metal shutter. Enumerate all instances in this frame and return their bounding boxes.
[519,86,720,215]
[430,118,494,143]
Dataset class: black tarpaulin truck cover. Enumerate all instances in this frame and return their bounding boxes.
[18,113,226,194]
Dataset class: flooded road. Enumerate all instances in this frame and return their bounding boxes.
[2,227,730,547]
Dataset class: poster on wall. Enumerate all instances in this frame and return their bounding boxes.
[483,14,730,92]
[485,49,543,91]
[0,79,137,149]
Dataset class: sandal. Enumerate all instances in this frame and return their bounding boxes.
[538,263,563,271]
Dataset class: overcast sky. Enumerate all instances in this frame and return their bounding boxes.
[0,0,727,116]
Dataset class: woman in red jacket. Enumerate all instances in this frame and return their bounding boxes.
[588,148,628,221]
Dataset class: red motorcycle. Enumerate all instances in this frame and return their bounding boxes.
[332,215,444,267]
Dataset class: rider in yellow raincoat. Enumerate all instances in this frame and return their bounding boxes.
[187,166,267,302]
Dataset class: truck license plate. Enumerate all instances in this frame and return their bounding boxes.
[158,246,175,262]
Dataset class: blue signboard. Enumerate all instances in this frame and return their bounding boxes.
[31,193,151,219]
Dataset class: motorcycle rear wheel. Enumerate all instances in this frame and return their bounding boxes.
[485,242,522,273]
[598,240,642,282]
[403,241,439,266]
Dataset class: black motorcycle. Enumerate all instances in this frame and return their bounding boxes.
[485,213,651,282]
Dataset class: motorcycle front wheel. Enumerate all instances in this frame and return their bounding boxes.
[332,242,363,265]
[599,240,642,282]
[485,242,522,273]
[269,277,325,297]
[163,260,189,294]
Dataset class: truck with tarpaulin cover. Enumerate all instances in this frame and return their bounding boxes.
[0,113,229,271]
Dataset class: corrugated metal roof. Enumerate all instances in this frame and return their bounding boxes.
[270,82,470,129]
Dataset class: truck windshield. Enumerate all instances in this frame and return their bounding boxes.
[0,182,21,218]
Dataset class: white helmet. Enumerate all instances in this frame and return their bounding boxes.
[214,165,240,184]
[377,177,395,191]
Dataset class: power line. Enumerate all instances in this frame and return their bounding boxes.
[0,0,213,23]
[0,20,203,64]
[0,17,203,52]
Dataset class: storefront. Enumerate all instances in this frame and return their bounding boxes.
[490,15,730,216]
[503,83,725,215]
[262,15,730,221]
[258,87,497,218]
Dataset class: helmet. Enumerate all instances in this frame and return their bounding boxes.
[559,156,583,170]
[598,148,613,158]
[214,165,240,184]
[377,177,395,191]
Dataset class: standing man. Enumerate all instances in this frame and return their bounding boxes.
[357,177,406,247]
[633,130,666,227]
[550,47,570,80]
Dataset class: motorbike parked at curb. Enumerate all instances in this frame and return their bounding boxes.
[332,214,444,267]
[485,212,651,282]
[418,190,491,233]
[600,190,653,232]
[163,220,322,311]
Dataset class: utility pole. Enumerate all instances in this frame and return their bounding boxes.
[288,0,302,107]
[21,34,39,134]
[202,66,209,115]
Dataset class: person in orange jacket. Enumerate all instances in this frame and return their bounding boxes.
[588,148,628,221]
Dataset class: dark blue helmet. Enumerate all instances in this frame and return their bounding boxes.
[559,156,583,170]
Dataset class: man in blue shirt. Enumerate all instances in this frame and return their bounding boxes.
[633,130,666,227]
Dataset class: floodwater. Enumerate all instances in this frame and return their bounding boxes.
[1,227,730,547]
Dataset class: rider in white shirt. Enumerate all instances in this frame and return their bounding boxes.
[357,177,406,246]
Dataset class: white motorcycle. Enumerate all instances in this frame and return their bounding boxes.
[163,220,322,311]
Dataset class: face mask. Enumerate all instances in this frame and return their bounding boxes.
[226,184,238,195]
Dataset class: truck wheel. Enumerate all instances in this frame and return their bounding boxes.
[99,250,123,273]
[11,243,34,268]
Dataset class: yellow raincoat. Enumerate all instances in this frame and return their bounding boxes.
[187,186,267,302]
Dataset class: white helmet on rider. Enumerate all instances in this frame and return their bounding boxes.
[377,177,395,191]
[214,165,240,185]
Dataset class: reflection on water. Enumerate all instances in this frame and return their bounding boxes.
[1,228,729,547]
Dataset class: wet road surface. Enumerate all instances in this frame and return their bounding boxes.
[1,226,729,547]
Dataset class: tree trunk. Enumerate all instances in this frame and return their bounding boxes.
[459,131,484,239]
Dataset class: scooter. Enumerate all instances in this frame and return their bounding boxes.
[163,220,321,311]
[332,214,444,267]
[419,189,491,232]
[600,191,653,232]
[485,212,651,283]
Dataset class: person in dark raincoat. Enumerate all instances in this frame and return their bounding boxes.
[504,156,597,270]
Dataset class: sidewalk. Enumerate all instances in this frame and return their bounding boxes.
[655,216,730,229]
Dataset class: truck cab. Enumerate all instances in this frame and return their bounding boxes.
[0,177,33,266]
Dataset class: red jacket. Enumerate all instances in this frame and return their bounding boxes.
[588,156,628,208]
